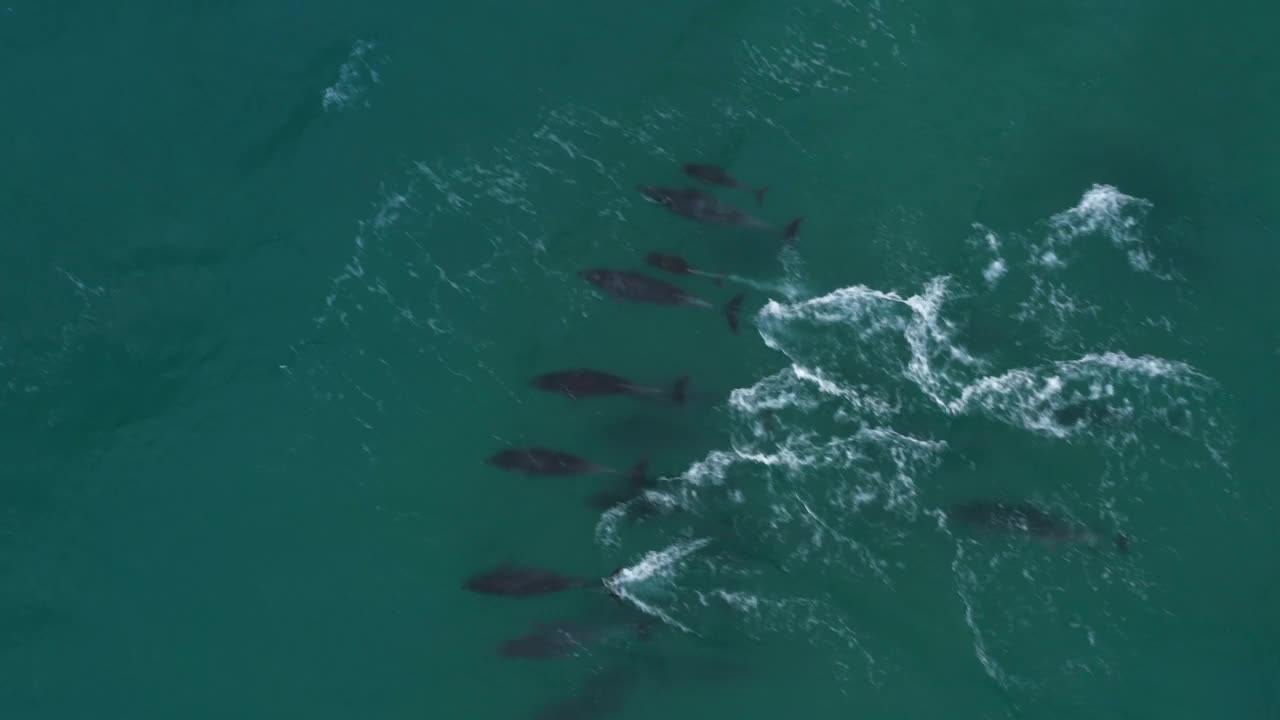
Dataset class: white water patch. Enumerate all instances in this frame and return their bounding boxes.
[634,367,945,575]
[762,279,1228,467]
[1033,184,1172,279]
[950,352,1230,469]
[968,224,1008,288]
[960,184,1188,352]
[322,40,383,112]
[759,276,988,410]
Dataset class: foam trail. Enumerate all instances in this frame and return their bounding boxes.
[951,542,1014,688]
[606,538,711,635]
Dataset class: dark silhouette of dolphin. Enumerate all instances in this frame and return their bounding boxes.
[683,163,768,205]
[464,565,593,597]
[637,185,801,242]
[532,667,634,720]
[488,448,615,475]
[532,369,688,405]
[499,618,652,659]
[947,500,1128,552]
[579,268,745,333]
[644,252,725,286]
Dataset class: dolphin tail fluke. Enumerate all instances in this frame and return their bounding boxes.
[603,566,627,603]
[589,461,651,510]
[672,376,689,405]
[783,217,803,244]
[628,459,650,489]
[755,186,769,205]
[724,293,746,334]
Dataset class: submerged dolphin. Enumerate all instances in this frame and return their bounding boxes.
[532,667,634,720]
[637,185,801,241]
[947,500,1128,552]
[464,565,594,597]
[683,163,768,205]
[579,269,745,333]
[487,448,615,475]
[532,369,688,405]
[500,618,652,659]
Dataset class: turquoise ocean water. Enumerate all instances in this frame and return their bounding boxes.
[3,2,1279,718]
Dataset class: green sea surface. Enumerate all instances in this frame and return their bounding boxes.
[2,1,1278,718]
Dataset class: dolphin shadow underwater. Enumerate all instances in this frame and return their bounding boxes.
[499,616,653,659]
[487,447,648,480]
[946,500,1129,553]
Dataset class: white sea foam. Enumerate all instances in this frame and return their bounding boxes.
[968,225,1009,288]
[323,40,383,112]
[1033,184,1171,278]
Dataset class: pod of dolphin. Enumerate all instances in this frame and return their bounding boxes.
[461,162,1130,717]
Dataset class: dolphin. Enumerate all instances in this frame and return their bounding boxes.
[579,268,745,333]
[532,369,688,405]
[532,667,634,720]
[637,185,801,241]
[487,448,615,475]
[499,618,652,659]
[683,163,768,205]
[464,565,594,597]
[947,500,1128,552]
